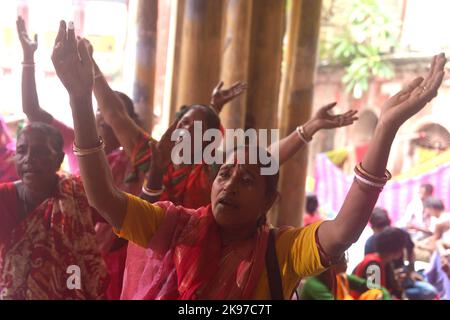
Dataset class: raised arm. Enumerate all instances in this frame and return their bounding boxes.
[86,41,146,156]
[51,21,126,228]
[273,103,358,165]
[17,16,52,123]
[140,121,177,202]
[317,54,447,260]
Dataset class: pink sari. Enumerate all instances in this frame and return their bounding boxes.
[121,202,269,300]
[0,174,108,299]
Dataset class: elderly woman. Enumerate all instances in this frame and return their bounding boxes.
[51,21,446,299]
[0,122,108,299]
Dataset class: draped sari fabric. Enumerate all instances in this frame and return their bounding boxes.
[0,174,108,299]
[121,202,269,300]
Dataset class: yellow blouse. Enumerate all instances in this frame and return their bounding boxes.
[115,193,326,299]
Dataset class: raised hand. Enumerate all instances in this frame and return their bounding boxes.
[379,53,446,130]
[311,102,358,131]
[149,120,179,172]
[51,21,94,100]
[210,81,248,113]
[16,16,38,61]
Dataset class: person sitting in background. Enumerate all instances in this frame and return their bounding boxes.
[300,253,391,300]
[303,193,323,226]
[415,198,450,258]
[422,199,450,299]
[397,183,434,240]
[365,208,438,300]
[0,123,108,299]
[354,227,407,298]
[426,222,450,300]
[0,115,18,183]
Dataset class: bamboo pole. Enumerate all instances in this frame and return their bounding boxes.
[219,0,253,129]
[133,0,158,132]
[276,0,323,227]
[175,0,223,108]
[245,0,286,130]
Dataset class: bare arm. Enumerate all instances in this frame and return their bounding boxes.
[92,61,145,156]
[17,16,52,123]
[318,54,447,259]
[52,21,126,228]
[139,121,177,202]
[273,103,358,165]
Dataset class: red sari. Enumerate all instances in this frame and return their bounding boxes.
[128,132,214,209]
[0,174,108,300]
[121,202,269,300]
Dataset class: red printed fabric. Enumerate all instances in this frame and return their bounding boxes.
[130,132,214,209]
[0,174,108,300]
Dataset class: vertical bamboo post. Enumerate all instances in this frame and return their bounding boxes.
[133,0,158,132]
[277,0,323,227]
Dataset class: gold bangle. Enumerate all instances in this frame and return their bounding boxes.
[73,137,105,156]
[355,162,392,183]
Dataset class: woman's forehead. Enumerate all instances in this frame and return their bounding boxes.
[18,129,51,146]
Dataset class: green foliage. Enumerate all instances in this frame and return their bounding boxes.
[321,0,399,97]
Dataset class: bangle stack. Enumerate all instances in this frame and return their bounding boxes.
[73,137,105,156]
[142,185,163,197]
[354,162,392,191]
[22,62,35,68]
[296,125,312,144]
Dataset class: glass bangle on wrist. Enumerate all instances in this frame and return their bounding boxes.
[353,162,392,191]
[22,61,35,68]
[142,185,163,197]
[296,125,312,144]
[73,137,105,156]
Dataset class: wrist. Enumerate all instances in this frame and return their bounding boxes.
[69,94,93,107]
[302,120,320,139]
[374,121,398,140]
[22,55,35,64]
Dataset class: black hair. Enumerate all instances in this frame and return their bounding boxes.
[369,207,391,229]
[423,197,445,211]
[374,227,406,255]
[114,91,142,127]
[420,183,434,196]
[176,104,221,131]
[19,122,64,154]
[305,193,319,215]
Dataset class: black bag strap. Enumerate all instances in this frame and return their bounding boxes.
[265,228,284,300]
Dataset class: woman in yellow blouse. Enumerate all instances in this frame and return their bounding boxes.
[50,20,446,299]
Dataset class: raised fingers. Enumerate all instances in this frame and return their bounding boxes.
[67,21,77,53]
[78,38,93,66]
[54,20,67,47]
